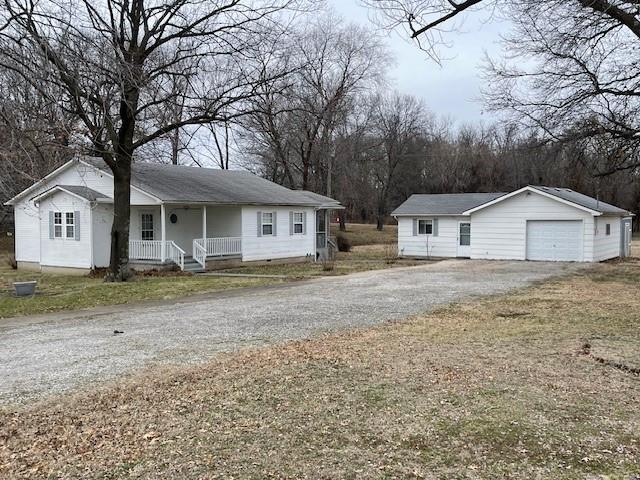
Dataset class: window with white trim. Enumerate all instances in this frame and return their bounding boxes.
[418,219,433,235]
[293,212,304,234]
[53,212,63,238]
[141,213,154,240]
[262,212,274,236]
[65,212,75,239]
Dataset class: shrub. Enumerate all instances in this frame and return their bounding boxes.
[321,259,335,272]
[336,233,352,252]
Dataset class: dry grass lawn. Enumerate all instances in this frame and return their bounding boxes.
[332,222,397,246]
[1,257,639,479]
[0,264,280,319]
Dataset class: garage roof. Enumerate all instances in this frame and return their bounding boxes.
[391,192,506,216]
[529,186,631,215]
[393,186,634,217]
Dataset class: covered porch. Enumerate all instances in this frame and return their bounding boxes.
[128,204,242,271]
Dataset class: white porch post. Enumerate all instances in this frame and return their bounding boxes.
[160,203,166,262]
[202,205,207,241]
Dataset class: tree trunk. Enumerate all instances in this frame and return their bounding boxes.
[338,209,346,232]
[108,156,133,281]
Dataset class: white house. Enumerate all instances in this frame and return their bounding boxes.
[392,186,634,262]
[5,157,341,273]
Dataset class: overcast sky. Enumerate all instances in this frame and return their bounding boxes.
[328,0,508,125]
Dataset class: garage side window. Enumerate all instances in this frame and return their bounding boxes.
[141,213,154,240]
[605,223,611,236]
[418,219,433,235]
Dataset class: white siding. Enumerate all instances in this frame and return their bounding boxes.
[12,161,158,265]
[92,204,113,268]
[165,205,203,254]
[39,192,92,269]
[206,206,241,237]
[130,206,161,241]
[397,216,460,258]
[13,201,41,263]
[470,191,595,261]
[593,216,621,261]
[241,206,315,261]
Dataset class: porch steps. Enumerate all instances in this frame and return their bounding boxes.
[182,256,205,274]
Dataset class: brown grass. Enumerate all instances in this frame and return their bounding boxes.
[332,222,397,246]
[1,259,639,478]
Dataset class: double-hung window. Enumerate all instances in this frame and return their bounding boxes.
[65,212,75,239]
[262,212,274,236]
[53,212,63,238]
[418,219,433,235]
[293,212,304,234]
[141,213,154,240]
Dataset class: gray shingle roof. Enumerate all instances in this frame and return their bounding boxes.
[530,186,631,215]
[392,192,506,216]
[58,185,112,202]
[295,190,342,208]
[31,185,112,203]
[83,158,340,206]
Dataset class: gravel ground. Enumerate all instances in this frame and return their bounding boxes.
[0,260,585,404]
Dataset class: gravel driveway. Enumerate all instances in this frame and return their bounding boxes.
[0,260,585,404]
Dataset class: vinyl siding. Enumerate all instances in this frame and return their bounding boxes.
[12,161,158,265]
[593,216,621,261]
[39,192,92,269]
[92,204,112,268]
[241,206,315,261]
[397,216,460,258]
[470,191,595,261]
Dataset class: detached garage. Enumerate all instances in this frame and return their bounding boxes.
[393,185,634,263]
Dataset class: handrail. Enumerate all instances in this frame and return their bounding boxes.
[166,241,186,271]
[193,238,206,269]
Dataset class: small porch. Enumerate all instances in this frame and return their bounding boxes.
[128,204,242,271]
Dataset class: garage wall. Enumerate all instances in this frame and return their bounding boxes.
[241,206,315,261]
[593,216,621,261]
[397,216,459,258]
[470,191,595,261]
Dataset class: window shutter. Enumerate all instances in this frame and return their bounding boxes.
[49,211,54,239]
[289,211,294,235]
[412,219,417,236]
[433,218,439,237]
[273,211,277,236]
[303,211,307,235]
[257,211,262,237]
[74,211,81,241]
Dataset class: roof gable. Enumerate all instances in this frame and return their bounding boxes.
[463,186,631,216]
[31,185,113,204]
[392,192,506,216]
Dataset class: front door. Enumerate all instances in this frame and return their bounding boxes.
[457,222,471,257]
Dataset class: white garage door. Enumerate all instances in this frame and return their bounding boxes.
[526,220,583,261]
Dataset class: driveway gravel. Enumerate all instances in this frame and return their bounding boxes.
[0,260,585,404]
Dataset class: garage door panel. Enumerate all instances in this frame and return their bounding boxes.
[526,220,583,261]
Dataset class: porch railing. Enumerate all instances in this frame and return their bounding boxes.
[129,240,185,271]
[193,239,207,269]
[197,237,242,257]
[166,241,186,271]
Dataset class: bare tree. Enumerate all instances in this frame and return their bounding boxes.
[242,13,389,193]
[0,0,304,280]
[370,92,429,230]
[362,0,640,175]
